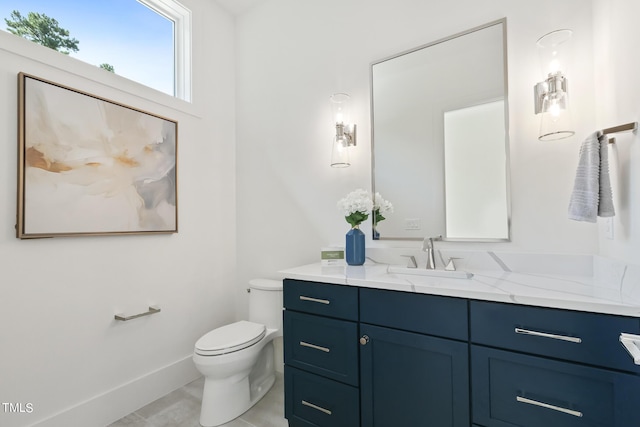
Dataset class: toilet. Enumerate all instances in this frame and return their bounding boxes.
[193,279,283,427]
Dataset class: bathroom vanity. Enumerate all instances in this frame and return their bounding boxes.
[281,258,640,427]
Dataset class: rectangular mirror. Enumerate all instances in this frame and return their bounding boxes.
[371,19,510,241]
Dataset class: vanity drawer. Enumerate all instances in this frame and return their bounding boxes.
[284,310,358,386]
[470,300,640,373]
[285,366,359,427]
[360,288,468,340]
[471,345,640,427]
[284,279,358,321]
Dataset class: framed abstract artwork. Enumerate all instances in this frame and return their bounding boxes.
[16,73,178,239]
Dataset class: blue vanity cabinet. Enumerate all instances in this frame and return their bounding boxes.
[472,345,640,427]
[470,300,640,374]
[284,310,359,386]
[283,279,358,321]
[359,288,470,427]
[283,279,360,427]
[283,277,640,427]
[470,300,640,427]
[285,366,360,427]
[283,280,470,427]
[359,324,469,426]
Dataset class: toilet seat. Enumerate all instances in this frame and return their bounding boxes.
[195,320,266,356]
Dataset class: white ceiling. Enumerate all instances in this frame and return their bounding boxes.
[215,0,264,16]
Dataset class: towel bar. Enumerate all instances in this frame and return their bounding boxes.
[114,306,161,321]
[603,121,637,144]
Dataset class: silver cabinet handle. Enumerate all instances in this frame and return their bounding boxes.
[301,400,332,415]
[299,341,330,353]
[517,396,582,417]
[620,333,640,365]
[515,327,582,343]
[299,295,330,305]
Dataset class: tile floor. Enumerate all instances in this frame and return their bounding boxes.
[108,373,288,427]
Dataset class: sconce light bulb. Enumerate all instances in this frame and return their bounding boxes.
[338,134,351,148]
[549,101,561,118]
[548,59,561,75]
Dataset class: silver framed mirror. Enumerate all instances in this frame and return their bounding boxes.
[371,18,511,242]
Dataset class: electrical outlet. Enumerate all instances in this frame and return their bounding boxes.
[605,217,614,240]
[405,218,421,230]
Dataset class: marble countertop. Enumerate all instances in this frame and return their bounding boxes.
[280,261,640,318]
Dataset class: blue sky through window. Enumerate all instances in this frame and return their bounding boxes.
[0,0,174,95]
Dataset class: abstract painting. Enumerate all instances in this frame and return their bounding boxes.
[17,73,178,238]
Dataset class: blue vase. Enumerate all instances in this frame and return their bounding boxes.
[345,227,365,265]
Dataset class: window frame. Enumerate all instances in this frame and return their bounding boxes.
[138,0,192,102]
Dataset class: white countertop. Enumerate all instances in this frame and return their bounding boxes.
[280,261,640,318]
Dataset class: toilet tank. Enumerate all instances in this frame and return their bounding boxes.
[248,279,283,331]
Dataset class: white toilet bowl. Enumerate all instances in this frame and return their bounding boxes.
[193,279,282,427]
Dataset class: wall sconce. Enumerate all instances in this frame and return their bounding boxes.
[330,93,357,167]
[534,29,575,141]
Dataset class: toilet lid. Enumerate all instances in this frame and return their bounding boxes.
[249,278,282,291]
[195,320,266,356]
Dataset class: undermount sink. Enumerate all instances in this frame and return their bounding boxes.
[388,266,474,279]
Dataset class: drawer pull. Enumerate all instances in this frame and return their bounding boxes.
[516,396,583,418]
[301,400,332,415]
[515,328,582,343]
[299,295,331,305]
[300,341,330,353]
[620,333,640,365]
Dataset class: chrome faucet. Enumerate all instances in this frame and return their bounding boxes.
[422,235,442,270]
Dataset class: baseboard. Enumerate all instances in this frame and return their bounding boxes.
[31,355,201,427]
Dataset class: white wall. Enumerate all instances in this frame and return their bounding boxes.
[593,0,640,264]
[235,0,598,316]
[0,1,236,426]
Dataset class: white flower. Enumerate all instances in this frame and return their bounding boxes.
[337,189,374,228]
[337,189,374,216]
[374,192,394,214]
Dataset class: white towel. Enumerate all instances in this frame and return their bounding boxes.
[598,134,615,217]
[568,132,615,222]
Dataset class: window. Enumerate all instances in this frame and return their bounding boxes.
[1,0,191,101]
[139,0,192,101]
